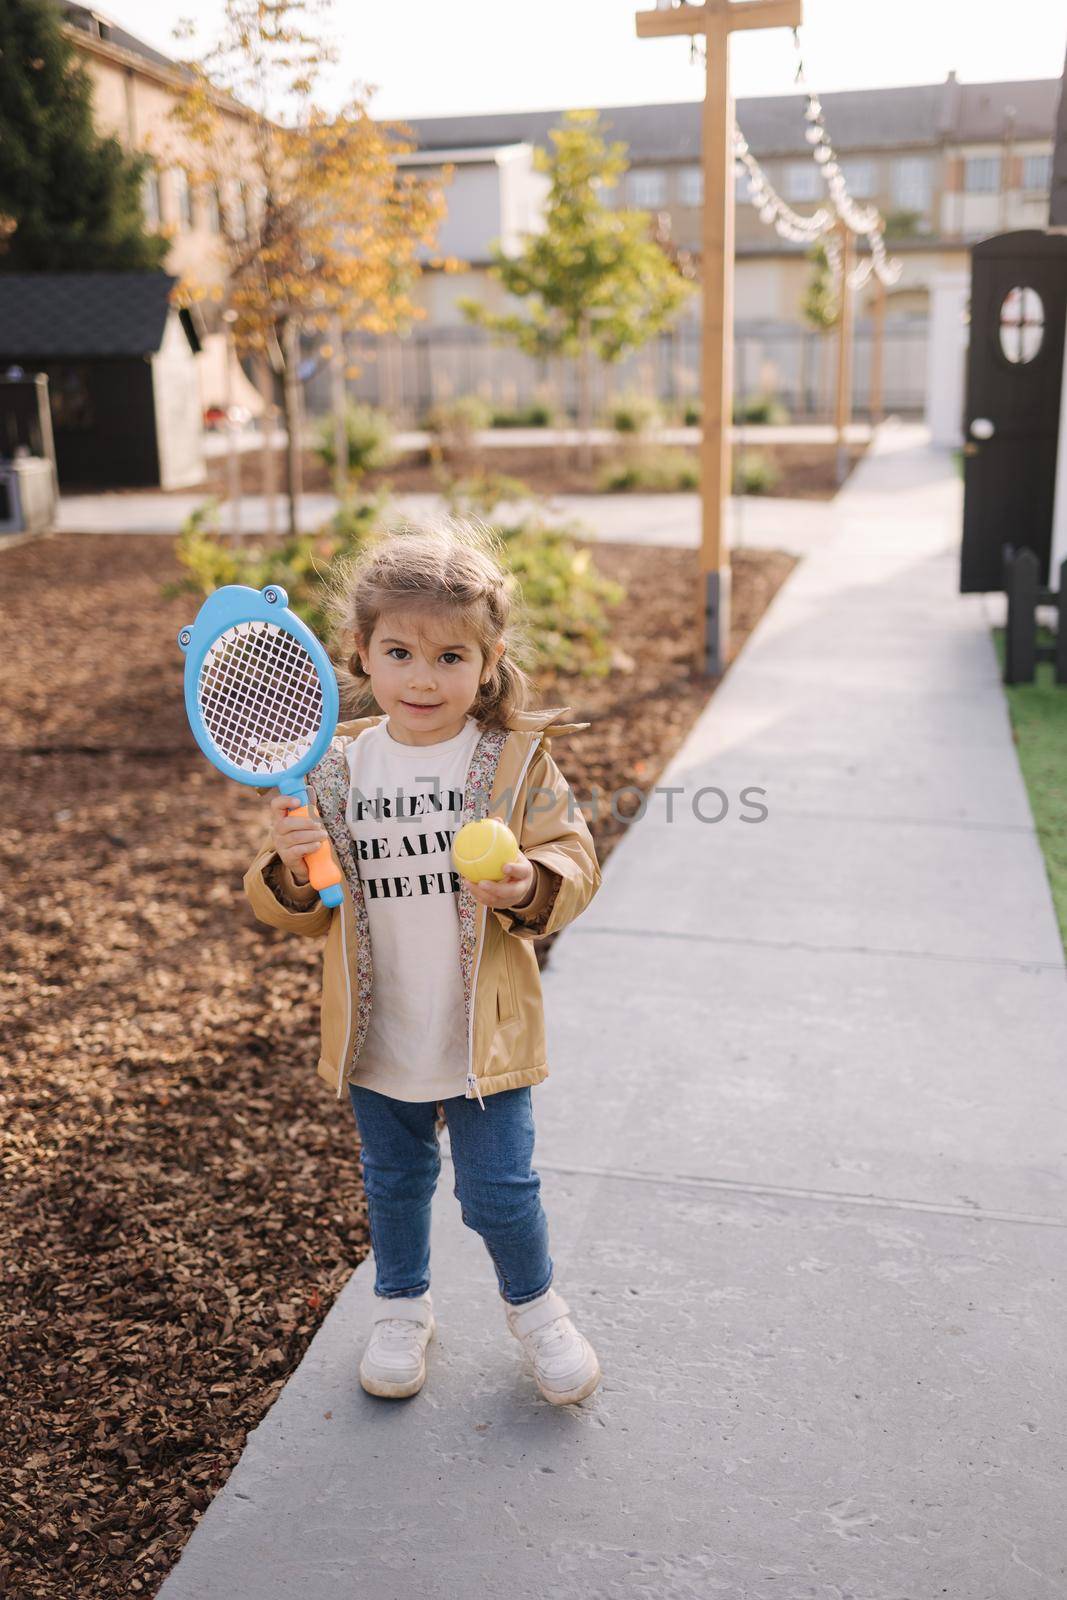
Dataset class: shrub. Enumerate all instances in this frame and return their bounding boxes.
[164,483,624,679]
[681,399,701,426]
[313,403,395,478]
[495,519,627,677]
[440,470,533,518]
[606,391,662,434]
[423,394,493,451]
[733,393,790,426]
[733,451,779,495]
[598,448,699,492]
[490,401,558,428]
[163,493,389,640]
[436,473,626,676]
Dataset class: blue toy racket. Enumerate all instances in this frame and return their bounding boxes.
[177,582,344,908]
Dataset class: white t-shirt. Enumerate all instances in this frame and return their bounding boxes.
[343,713,484,1102]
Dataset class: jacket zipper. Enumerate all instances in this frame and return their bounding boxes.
[335,881,354,1100]
[465,733,543,1110]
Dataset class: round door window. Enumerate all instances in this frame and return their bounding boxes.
[999,286,1044,364]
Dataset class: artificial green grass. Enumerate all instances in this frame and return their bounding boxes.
[992,625,1067,955]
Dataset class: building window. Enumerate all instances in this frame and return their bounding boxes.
[964,155,1001,194]
[677,165,703,207]
[227,179,249,239]
[999,286,1044,364]
[1021,152,1052,192]
[629,168,667,208]
[248,182,267,232]
[891,156,931,212]
[782,161,821,202]
[172,166,194,229]
[141,167,161,229]
[839,159,875,198]
[201,184,222,234]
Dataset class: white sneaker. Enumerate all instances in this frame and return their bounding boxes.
[505,1286,602,1405]
[359,1291,435,1398]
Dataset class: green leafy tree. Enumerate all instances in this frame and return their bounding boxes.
[0,0,167,270]
[458,109,694,470]
[884,209,922,240]
[170,0,447,537]
[801,239,839,332]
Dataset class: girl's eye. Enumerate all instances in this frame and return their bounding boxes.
[387,647,463,664]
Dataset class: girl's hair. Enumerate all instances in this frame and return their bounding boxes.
[322,514,543,731]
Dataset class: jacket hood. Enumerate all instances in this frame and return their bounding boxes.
[504,704,590,736]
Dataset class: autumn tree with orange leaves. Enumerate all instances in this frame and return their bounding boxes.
[170,0,450,534]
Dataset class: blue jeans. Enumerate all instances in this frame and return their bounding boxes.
[348,1084,555,1306]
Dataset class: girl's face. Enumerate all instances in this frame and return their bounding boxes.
[357,609,505,746]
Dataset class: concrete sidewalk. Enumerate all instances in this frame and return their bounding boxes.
[157,423,1067,1599]
[204,419,874,457]
[55,485,833,556]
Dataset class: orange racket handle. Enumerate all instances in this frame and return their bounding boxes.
[287,800,344,898]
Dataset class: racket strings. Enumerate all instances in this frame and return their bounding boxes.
[198,620,324,773]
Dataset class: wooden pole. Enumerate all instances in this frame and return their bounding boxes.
[834,221,855,484]
[697,8,733,677]
[636,0,802,674]
[869,273,886,427]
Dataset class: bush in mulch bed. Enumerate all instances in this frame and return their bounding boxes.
[200,439,866,502]
[0,531,795,1598]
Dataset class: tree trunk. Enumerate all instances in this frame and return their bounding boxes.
[281,317,302,538]
[330,312,349,500]
[224,319,242,545]
[577,321,593,476]
[255,353,278,539]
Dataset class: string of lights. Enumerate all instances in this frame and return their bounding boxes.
[793,31,902,286]
[686,31,835,249]
[733,126,833,244]
[684,23,902,289]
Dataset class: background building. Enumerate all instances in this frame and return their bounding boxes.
[401,77,1056,326]
[60,2,266,417]
[353,76,1056,422]
[54,11,1060,424]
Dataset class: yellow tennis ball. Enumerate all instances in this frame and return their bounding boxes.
[452,818,520,883]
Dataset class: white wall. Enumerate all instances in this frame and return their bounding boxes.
[409,145,548,267]
[151,312,206,490]
[925,271,970,447]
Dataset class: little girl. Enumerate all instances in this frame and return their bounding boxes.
[243,517,604,1406]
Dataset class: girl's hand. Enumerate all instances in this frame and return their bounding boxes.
[467,855,537,912]
[268,790,329,886]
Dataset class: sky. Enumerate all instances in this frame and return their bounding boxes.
[98,0,1065,121]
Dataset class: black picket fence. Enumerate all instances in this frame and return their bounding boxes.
[1003,544,1067,686]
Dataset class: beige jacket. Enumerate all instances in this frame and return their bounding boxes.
[242,704,602,1107]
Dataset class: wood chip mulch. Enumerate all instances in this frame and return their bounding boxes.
[0,529,795,1599]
